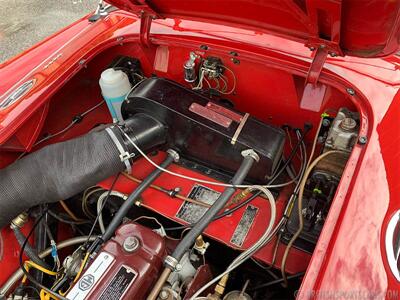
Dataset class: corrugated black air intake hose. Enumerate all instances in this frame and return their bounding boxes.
[0,114,166,229]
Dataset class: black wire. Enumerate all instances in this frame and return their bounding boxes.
[165,127,310,231]
[18,211,69,300]
[268,125,311,184]
[248,271,305,291]
[84,173,120,246]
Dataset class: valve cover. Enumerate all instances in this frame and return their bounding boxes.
[67,223,166,300]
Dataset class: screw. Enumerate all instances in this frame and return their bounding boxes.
[200,45,209,50]
[78,59,86,65]
[346,88,355,96]
[358,136,367,145]
[329,52,338,57]
[309,46,316,51]
[229,51,238,57]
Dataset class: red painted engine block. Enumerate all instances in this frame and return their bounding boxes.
[67,223,166,299]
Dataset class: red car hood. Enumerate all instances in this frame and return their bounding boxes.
[107,0,400,58]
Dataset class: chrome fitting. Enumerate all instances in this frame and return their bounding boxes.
[166,149,180,162]
[10,212,29,229]
[241,149,260,162]
[194,235,210,255]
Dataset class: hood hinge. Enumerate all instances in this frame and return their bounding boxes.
[299,46,329,112]
[134,1,160,47]
[139,11,155,47]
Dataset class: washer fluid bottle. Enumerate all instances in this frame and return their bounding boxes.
[99,68,131,123]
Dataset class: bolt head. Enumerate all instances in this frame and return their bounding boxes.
[322,119,331,127]
[123,236,139,253]
[358,136,367,145]
[159,290,169,300]
[346,88,355,96]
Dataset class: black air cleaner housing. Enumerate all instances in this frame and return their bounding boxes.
[122,78,285,182]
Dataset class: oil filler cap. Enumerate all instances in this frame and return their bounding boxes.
[123,236,140,253]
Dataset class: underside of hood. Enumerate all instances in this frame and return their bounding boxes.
[106,0,400,58]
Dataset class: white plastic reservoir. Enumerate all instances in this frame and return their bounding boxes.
[99,68,131,123]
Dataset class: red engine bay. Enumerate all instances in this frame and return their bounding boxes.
[0,6,381,299]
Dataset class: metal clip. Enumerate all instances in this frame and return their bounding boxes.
[119,151,135,162]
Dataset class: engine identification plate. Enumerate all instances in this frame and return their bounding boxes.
[176,184,221,224]
[67,252,115,300]
[230,205,259,247]
[99,265,137,300]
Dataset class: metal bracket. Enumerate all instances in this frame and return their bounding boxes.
[300,47,328,112]
[130,2,161,47]
[119,151,135,162]
[305,47,328,86]
[88,0,110,22]
[139,12,154,47]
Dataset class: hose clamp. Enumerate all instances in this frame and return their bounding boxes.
[164,255,179,270]
[106,127,133,174]
[241,149,260,162]
[166,149,180,162]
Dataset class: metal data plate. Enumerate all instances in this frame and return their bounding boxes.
[67,252,115,300]
[230,205,259,247]
[98,265,137,300]
[176,184,221,224]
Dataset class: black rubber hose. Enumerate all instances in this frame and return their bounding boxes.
[11,226,51,269]
[171,152,258,263]
[0,116,166,229]
[102,151,176,241]
[0,129,124,229]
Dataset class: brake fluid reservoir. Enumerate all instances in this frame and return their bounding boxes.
[99,68,131,123]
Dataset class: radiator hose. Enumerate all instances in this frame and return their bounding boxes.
[0,114,166,229]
